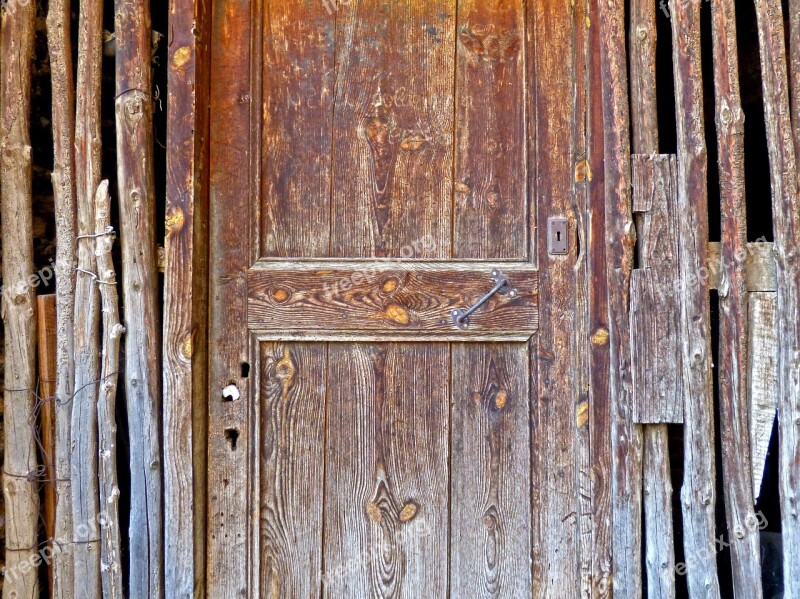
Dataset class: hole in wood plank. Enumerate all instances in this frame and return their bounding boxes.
[240,362,250,378]
[222,384,240,402]
[224,428,239,451]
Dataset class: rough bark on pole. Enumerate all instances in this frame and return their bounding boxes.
[596,1,642,596]
[709,0,763,595]
[115,0,164,595]
[753,0,800,594]
[72,0,105,594]
[165,0,211,594]
[94,180,124,599]
[669,0,720,595]
[46,0,77,593]
[0,3,41,596]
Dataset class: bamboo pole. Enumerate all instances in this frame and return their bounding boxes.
[46,0,77,593]
[115,0,164,595]
[93,180,125,599]
[72,0,105,594]
[709,1,763,596]
[0,3,41,597]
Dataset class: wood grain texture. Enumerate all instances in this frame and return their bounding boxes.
[669,0,720,594]
[45,0,77,592]
[330,0,454,259]
[597,0,643,596]
[630,154,683,424]
[753,1,800,589]
[790,0,800,162]
[707,242,776,291]
[453,0,527,259]
[0,3,41,595]
[710,2,763,594]
[748,292,778,501]
[247,262,538,338]
[629,0,659,154]
[207,0,255,594]
[450,343,531,597]
[261,0,335,258]
[258,343,326,597]
[642,427,676,599]
[164,0,211,595]
[323,344,449,597]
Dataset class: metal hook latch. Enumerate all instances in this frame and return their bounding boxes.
[451,270,517,329]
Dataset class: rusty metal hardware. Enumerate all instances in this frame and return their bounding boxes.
[548,217,569,255]
[451,269,516,329]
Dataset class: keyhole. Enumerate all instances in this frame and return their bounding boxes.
[225,428,239,451]
[556,231,562,241]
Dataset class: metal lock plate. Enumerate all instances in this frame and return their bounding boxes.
[548,217,569,255]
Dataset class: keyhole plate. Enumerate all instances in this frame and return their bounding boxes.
[548,217,569,255]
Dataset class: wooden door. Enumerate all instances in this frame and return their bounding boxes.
[206,0,580,596]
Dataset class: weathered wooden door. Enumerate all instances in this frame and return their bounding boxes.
[207,0,582,596]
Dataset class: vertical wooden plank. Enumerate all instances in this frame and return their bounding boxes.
[527,0,582,595]
[453,0,526,259]
[323,344,449,597]
[642,429,676,598]
[261,1,335,258]
[259,343,326,597]
[165,0,211,595]
[748,292,777,500]
[450,343,531,597]
[709,1,763,595]
[596,0,643,596]
[753,1,800,591]
[0,3,40,596]
[207,0,254,595]
[669,0,721,595]
[330,0,455,259]
[790,0,800,161]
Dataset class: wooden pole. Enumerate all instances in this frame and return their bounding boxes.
[0,3,41,596]
[115,0,164,595]
[753,0,800,594]
[46,0,77,593]
[72,0,105,594]
[94,180,124,599]
[36,294,58,594]
[789,0,800,161]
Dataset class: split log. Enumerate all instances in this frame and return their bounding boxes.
[115,0,164,595]
[94,181,124,599]
[0,3,41,596]
[753,0,800,593]
[72,0,105,594]
[36,294,58,594]
[596,1,643,597]
[668,0,720,595]
[46,0,77,593]
[709,1,763,595]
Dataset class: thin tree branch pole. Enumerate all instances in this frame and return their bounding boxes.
[596,1,641,596]
[46,0,77,593]
[0,4,41,597]
[669,0,720,595]
[709,1,763,596]
[628,1,676,596]
[115,0,164,595]
[72,0,105,594]
[753,1,800,594]
[94,180,125,599]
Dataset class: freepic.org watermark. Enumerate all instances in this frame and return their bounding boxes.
[0,0,32,15]
[320,0,350,15]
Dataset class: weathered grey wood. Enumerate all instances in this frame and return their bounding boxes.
[710,1,763,594]
[259,343,326,597]
[669,0,721,594]
[597,0,643,596]
[73,0,104,593]
[707,242,776,292]
[330,0,455,259]
[450,343,531,597]
[790,0,800,162]
[94,181,124,599]
[629,0,659,154]
[323,344,449,597]
[748,292,778,500]
[454,0,526,259]
[46,0,77,592]
[164,0,211,594]
[0,3,41,596]
[247,263,538,338]
[630,154,683,424]
[753,1,800,587]
[115,0,164,595]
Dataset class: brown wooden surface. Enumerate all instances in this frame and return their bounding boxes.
[707,242,776,292]
[247,262,538,339]
[164,0,212,595]
[642,428,676,598]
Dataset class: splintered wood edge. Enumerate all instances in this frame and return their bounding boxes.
[707,242,776,291]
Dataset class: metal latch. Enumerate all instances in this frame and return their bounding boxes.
[451,270,517,329]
